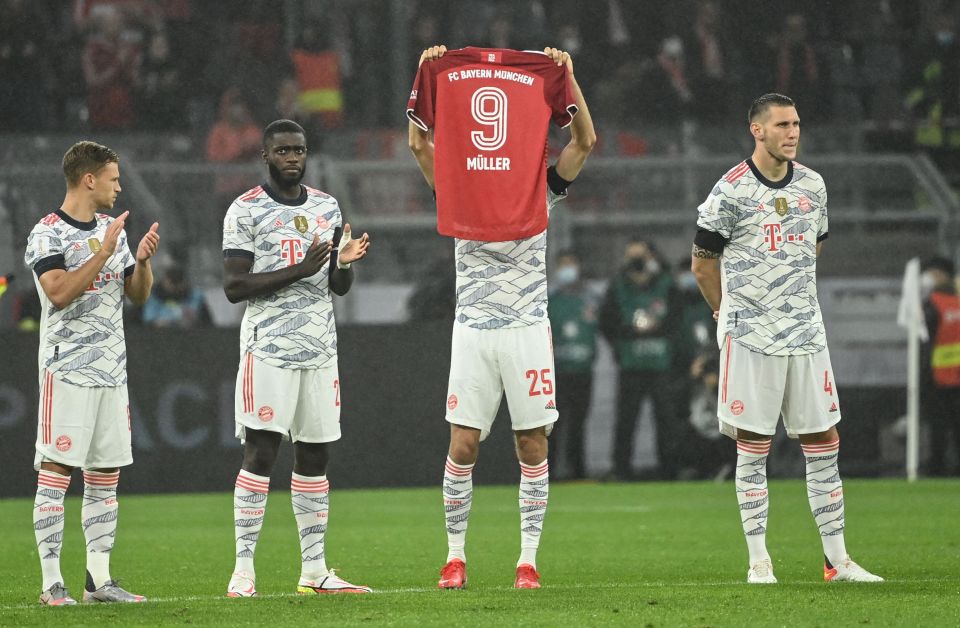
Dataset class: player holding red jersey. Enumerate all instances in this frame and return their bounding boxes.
[408,45,595,589]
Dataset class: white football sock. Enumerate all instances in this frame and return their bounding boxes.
[234,469,269,576]
[443,456,474,563]
[35,470,70,591]
[291,473,330,580]
[802,439,847,565]
[735,440,771,565]
[518,460,549,569]
[82,470,120,589]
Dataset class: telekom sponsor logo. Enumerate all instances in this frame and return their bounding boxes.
[280,239,305,267]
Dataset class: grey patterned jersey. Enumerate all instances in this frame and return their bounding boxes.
[454,189,563,329]
[223,184,342,369]
[24,211,135,386]
[696,159,828,356]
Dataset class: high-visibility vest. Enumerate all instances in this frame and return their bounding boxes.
[291,50,343,127]
[930,291,960,387]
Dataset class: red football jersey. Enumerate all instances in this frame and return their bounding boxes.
[407,47,578,241]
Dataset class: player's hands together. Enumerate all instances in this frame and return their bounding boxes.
[337,223,370,266]
[299,235,334,278]
[544,47,573,73]
[136,222,160,263]
[419,44,447,67]
[100,210,129,257]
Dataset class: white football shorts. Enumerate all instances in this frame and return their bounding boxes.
[717,336,841,439]
[446,322,558,441]
[34,370,132,470]
[235,352,341,443]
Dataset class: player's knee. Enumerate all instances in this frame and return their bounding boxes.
[514,429,548,465]
[294,442,330,476]
[243,445,279,476]
[449,442,478,465]
[448,425,480,464]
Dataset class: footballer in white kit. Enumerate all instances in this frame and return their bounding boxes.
[24,141,158,605]
[409,45,596,590]
[445,190,565,440]
[692,93,882,585]
[222,119,371,598]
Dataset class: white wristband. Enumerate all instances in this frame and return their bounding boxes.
[336,230,352,269]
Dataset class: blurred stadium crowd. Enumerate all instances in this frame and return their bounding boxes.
[1,0,960,163]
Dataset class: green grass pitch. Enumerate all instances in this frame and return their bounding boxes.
[1,479,958,626]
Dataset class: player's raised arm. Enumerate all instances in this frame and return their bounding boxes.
[549,48,596,183]
[223,237,333,304]
[407,45,446,189]
[408,121,435,189]
[329,222,371,296]
[37,210,129,310]
[124,221,160,305]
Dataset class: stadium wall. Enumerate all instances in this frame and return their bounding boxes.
[0,327,901,497]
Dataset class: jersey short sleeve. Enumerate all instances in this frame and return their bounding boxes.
[117,231,135,277]
[223,200,255,256]
[24,223,66,276]
[545,65,578,128]
[696,183,738,240]
[406,64,436,131]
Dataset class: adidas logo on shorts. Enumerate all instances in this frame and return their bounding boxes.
[545,399,556,410]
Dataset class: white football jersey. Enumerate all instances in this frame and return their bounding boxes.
[223,184,342,369]
[24,211,135,386]
[697,159,828,356]
[454,189,563,329]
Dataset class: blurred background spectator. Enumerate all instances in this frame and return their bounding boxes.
[548,251,599,481]
[143,264,209,328]
[0,0,55,131]
[136,30,184,130]
[81,6,143,130]
[921,256,960,476]
[206,88,263,214]
[600,240,681,481]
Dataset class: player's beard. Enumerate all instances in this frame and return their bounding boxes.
[269,162,305,187]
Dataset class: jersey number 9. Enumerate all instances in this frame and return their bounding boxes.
[470,87,508,151]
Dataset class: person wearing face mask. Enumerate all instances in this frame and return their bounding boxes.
[921,256,960,476]
[599,239,681,481]
[548,251,598,480]
[671,259,725,478]
[906,10,960,174]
